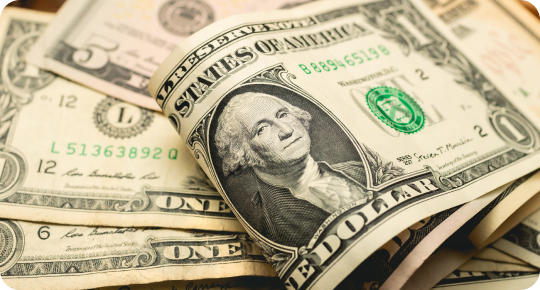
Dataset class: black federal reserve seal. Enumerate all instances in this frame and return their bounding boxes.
[158,0,214,36]
[94,97,154,139]
[0,146,27,200]
[0,219,25,273]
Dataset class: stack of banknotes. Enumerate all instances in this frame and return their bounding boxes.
[1,0,540,289]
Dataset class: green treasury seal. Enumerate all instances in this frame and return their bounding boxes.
[366,86,425,134]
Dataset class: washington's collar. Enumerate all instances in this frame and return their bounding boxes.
[252,158,369,213]
[256,155,319,190]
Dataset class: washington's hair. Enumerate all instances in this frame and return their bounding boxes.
[215,92,312,176]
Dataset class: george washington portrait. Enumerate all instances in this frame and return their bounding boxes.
[210,88,375,248]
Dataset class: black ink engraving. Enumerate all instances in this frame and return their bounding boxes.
[2,185,235,218]
[0,19,54,144]
[187,64,415,280]
[94,96,154,139]
[210,65,389,248]
[0,146,27,201]
[171,0,540,286]
[0,220,25,273]
[159,0,215,36]
[501,223,540,255]
[0,17,237,223]
[1,233,264,277]
[46,42,152,98]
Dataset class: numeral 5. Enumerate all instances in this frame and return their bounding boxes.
[73,35,118,70]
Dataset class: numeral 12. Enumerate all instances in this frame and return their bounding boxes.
[59,95,77,108]
[37,159,57,174]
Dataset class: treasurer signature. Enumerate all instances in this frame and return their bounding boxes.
[61,227,161,239]
[61,168,160,180]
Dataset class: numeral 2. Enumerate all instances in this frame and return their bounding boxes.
[474,125,488,137]
[415,69,429,80]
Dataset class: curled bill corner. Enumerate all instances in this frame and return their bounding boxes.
[401,177,540,290]
[0,276,13,290]
[357,173,540,290]
[522,0,540,19]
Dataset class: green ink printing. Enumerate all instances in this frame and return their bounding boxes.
[366,86,425,134]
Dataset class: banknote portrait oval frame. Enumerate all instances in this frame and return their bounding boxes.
[1,32,56,99]
[206,68,368,248]
[0,219,25,273]
[0,146,28,200]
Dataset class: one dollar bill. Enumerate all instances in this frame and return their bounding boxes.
[26,0,312,110]
[148,0,540,288]
[0,218,274,290]
[0,8,243,232]
[493,208,540,268]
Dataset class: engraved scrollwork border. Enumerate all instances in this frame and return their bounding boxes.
[1,22,55,144]
[114,186,150,212]
[121,236,157,268]
[187,111,213,169]
[424,165,463,190]
[250,234,296,278]
[0,219,25,274]
[243,65,311,98]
